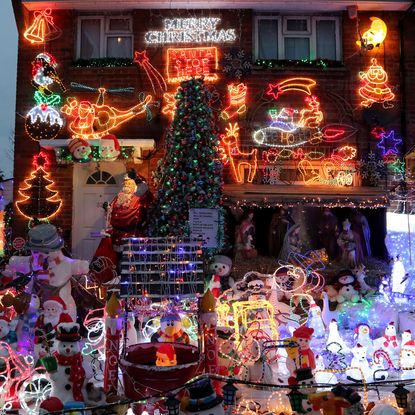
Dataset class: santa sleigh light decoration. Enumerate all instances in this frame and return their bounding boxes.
[61,82,153,139]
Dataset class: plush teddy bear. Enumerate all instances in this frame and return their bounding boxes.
[336,272,360,303]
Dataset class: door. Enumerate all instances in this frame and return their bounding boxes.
[72,162,126,260]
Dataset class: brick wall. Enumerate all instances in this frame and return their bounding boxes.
[12,6,409,247]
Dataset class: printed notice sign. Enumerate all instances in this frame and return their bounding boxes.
[189,208,219,248]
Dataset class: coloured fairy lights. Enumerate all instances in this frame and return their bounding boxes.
[144,18,236,44]
[220,83,247,120]
[16,152,62,220]
[166,47,219,83]
[221,123,258,184]
[61,88,152,139]
[24,8,62,44]
[133,50,167,95]
[356,17,387,49]
[359,58,395,108]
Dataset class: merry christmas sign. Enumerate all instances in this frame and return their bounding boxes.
[166,47,218,83]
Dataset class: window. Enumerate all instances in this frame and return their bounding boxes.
[254,15,341,61]
[86,171,117,185]
[77,16,133,59]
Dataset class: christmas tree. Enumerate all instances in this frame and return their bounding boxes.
[16,152,62,220]
[149,78,223,236]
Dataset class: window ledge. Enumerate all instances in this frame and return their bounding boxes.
[251,64,348,72]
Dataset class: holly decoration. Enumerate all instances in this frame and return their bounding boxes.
[16,152,62,220]
[148,78,223,236]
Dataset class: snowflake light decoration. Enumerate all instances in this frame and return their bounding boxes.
[357,151,386,186]
[222,48,252,80]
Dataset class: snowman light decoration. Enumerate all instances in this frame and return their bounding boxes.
[46,322,86,405]
[99,134,121,161]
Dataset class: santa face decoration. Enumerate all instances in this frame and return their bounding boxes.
[100,135,120,161]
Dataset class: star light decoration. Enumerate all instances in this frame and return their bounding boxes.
[371,127,402,158]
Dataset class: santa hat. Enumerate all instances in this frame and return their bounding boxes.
[40,397,64,414]
[58,313,73,324]
[44,296,66,310]
[157,343,176,361]
[404,329,412,334]
[101,134,120,151]
[293,326,314,339]
[68,138,89,153]
[403,340,415,347]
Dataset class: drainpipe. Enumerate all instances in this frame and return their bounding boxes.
[399,1,415,156]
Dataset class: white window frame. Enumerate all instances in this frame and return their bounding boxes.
[76,15,133,59]
[283,16,311,35]
[254,16,281,61]
[254,15,341,61]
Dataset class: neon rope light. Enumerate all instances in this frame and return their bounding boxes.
[221,123,258,183]
[266,77,316,100]
[332,145,357,161]
[162,90,177,119]
[166,47,219,83]
[16,152,62,220]
[371,128,402,157]
[24,8,62,44]
[359,58,394,108]
[322,124,358,142]
[144,18,236,44]
[133,50,167,95]
[61,88,152,139]
[220,83,247,120]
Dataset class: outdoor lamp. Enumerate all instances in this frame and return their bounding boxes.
[166,395,181,415]
[392,384,410,409]
[222,380,238,406]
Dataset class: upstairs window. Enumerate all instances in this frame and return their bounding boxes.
[254,15,341,61]
[76,16,133,59]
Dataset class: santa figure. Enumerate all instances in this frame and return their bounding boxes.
[156,343,177,366]
[293,326,316,369]
[105,170,153,251]
[100,134,120,161]
[47,322,86,405]
[36,296,72,331]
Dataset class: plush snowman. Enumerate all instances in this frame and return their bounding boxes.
[346,344,371,382]
[401,329,412,348]
[100,134,120,161]
[208,255,233,298]
[47,322,86,405]
[67,138,91,160]
[336,273,360,303]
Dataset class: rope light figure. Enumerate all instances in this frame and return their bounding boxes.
[61,83,152,139]
[24,9,62,44]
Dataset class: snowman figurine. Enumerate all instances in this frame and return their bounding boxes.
[47,322,85,405]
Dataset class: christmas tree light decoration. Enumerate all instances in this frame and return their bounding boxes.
[24,8,62,44]
[359,58,395,108]
[356,17,387,50]
[166,47,219,83]
[221,123,258,184]
[133,50,167,95]
[16,152,62,220]
[148,78,223,237]
[61,87,152,139]
[220,83,247,120]
[25,53,65,141]
[266,77,316,100]
[144,17,236,44]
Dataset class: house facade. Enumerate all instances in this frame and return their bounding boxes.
[12,0,415,260]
